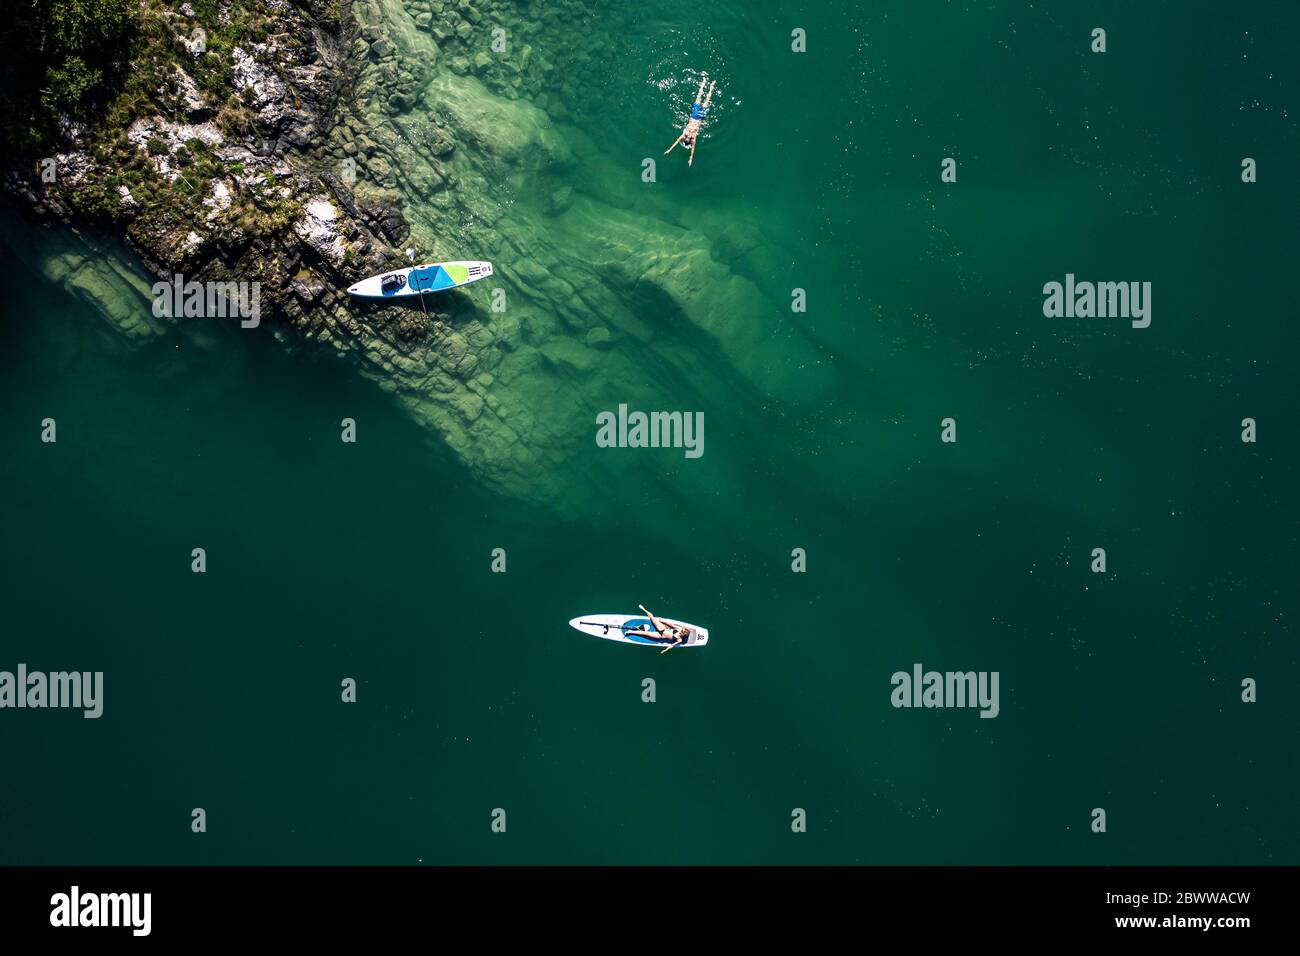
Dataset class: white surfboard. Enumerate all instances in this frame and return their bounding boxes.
[569,614,709,648]
[347,260,493,298]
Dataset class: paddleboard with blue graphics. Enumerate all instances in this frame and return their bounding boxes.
[569,614,709,648]
[347,260,493,298]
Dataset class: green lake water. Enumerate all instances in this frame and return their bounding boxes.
[1,0,1298,864]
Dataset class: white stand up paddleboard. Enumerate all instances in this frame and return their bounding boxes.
[347,260,493,298]
[569,614,709,648]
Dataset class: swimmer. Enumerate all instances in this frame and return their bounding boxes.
[664,74,716,167]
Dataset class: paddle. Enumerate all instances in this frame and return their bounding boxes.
[577,619,680,651]
[405,248,431,319]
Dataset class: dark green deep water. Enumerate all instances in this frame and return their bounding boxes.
[2,1,1298,864]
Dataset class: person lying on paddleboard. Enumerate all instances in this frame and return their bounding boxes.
[627,604,692,653]
[664,74,716,167]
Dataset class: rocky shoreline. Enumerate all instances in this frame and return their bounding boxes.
[3,0,415,335]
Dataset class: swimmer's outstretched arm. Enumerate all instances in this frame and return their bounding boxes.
[664,133,684,154]
[688,139,698,166]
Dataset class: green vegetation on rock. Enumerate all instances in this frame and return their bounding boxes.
[0,0,138,156]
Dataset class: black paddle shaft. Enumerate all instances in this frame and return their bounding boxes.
[577,620,682,643]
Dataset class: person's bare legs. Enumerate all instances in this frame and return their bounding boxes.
[694,74,708,104]
[638,604,671,636]
[639,609,661,633]
[702,81,716,108]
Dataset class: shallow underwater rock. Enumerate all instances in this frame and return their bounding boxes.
[357,198,408,243]
[466,323,494,350]
[546,184,574,216]
[425,125,455,156]
[510,257,548,288]
[434,329,470,370]
[405,165,447,197]
[538,339,598,375]
[489,313,520,346]
[450,390,484,422]
[366,154,395,183]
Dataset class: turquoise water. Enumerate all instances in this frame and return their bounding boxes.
[1,0,1298,863]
